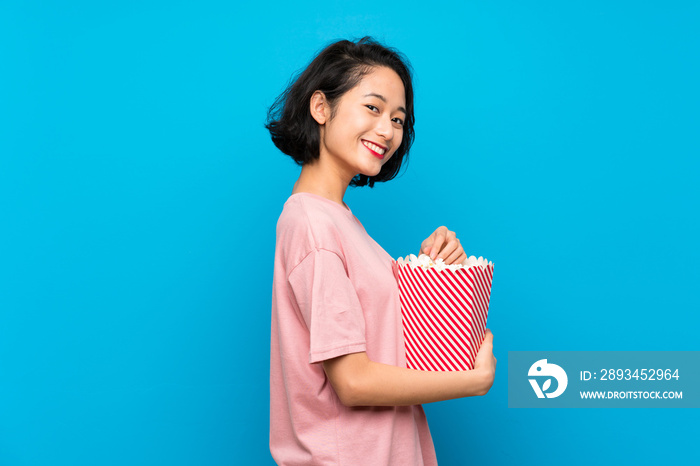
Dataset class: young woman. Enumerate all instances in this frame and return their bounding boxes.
[266,37,496,465]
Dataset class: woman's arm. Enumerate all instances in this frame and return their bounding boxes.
[322,329,497,407]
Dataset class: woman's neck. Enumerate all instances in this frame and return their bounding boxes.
[292,159,352,209]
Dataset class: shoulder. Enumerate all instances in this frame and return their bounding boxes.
[275,195,347,269]
[277,196,347,238]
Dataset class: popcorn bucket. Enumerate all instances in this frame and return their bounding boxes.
[392,254,494,371]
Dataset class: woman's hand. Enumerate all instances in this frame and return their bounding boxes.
[473,329,497,395]
[419,226,467,265]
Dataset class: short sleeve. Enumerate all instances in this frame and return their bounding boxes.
[287,248,367,363]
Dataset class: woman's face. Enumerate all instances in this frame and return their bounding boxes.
[317,66,406,181]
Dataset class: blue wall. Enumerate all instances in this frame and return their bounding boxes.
[2,1,698,465]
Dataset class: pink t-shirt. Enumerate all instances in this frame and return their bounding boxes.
[270,192,437,466]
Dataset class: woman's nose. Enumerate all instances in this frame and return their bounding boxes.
[375,116,394,140]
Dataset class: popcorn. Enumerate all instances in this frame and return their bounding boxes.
[392,253,495,371]
[397,253,493,273]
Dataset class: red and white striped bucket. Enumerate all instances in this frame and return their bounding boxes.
[392,256,494,371]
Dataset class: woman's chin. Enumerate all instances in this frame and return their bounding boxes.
[360,165,383,177]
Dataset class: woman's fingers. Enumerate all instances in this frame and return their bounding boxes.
[429,226,455,260]
[434,230,462,263]
[419,241,431,256]
[428,227,447,260]
[421,226,467,265]
[444,249,467,265]
[439,237,464,264]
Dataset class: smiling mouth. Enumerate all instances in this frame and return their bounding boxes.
[362,140,387,159]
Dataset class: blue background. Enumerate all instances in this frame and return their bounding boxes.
[1,1,698,465]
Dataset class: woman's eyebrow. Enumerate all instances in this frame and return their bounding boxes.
[363,93,407,115]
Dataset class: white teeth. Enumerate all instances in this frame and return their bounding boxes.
[363,140,386,155]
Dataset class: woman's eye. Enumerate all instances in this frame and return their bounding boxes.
[366,104,403,126]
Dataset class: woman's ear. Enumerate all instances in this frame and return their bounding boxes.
[310,91,329,125]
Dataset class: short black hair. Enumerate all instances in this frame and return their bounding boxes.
[265,36,415,188]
